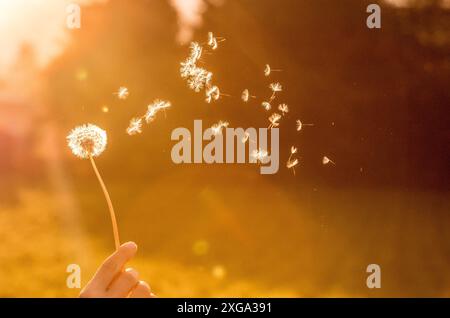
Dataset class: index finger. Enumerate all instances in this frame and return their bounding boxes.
[91,241,138,289]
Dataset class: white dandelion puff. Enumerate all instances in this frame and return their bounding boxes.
[126,118,143,136]
[322,156,335,165]
[296,119,314,131]
[268,113,282,129]
[67,124,120,250]
[114,86,129,100]
[67,124,107,159]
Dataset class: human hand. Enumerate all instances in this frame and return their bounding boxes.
[80,242,155,298]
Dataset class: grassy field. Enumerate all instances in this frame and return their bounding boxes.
[1,167,449,297]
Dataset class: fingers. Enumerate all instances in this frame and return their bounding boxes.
[129,281,152,298]
[107,267,139,297]
[90,242,138,290]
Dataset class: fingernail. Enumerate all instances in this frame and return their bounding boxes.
[121,241,137,251]
[125,267,139,279]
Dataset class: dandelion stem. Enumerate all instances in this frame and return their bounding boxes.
[89,155,120,250]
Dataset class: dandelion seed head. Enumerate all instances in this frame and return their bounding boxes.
[67,124,107,159]
[126,118,143,136]
[296,120,303,131]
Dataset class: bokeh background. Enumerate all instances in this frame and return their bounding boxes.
[0,0,449,297]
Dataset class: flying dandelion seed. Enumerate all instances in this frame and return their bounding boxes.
[211,120,229,136]
[241,89,256,103]
[205,85,221,103]
[278,103,289,115]
[126,118,143,136]
[252,148,269,164]
[287,146,299,175]
[180,58,197,78]
[145,99,172,123]
[207,31,225,50]
[186,67,213,92]
[242,132,250,143]
[102,106,109,113]
[262,101,272,111]
[181,35,222,100]
[189,42,203,62]
[268,113,282,129]
[270,82,283,93]
[241,132,256,144]
[127,99,172,136]
[264,64,282,77]
[322,156,335,165]
[114,86,129,100]
[296,119,314,132]
[208,32,215,46]
[291,146,298,155]
[269,82,283,101]
[287,158,299,175]
[67,124,120,251]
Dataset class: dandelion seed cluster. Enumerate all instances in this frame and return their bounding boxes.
[67,124,107,159]
[126,99,172,136]
[180,33,226,103]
